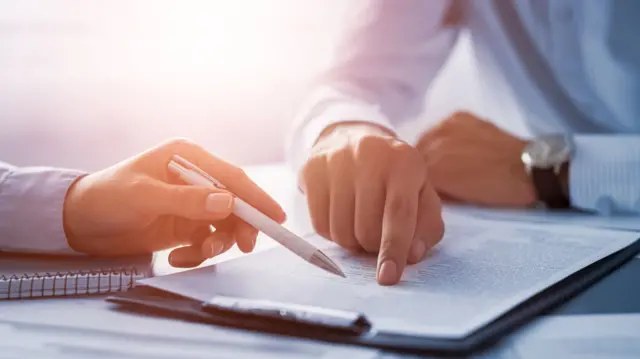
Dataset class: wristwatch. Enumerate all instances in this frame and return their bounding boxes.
[521,134,573,209]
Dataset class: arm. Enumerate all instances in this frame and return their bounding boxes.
[1,139,286,264]
[287,0,461,171]
[288,1,457,285]
[0,161,85,252]
[568,135,640,214]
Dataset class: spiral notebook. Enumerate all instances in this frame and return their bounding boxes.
[0,253,152,300]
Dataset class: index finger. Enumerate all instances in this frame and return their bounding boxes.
[170,139,287,223]
[377,175,420,286]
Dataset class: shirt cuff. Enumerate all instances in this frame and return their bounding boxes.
[569,135,640,214]
[288,100,395,174]
[0,167,86,253]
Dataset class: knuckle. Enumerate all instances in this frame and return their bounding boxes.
[127,176,154,196]
[300,160,329,195]
[330,221,359,250]
[336,239,360,252]
[387,196,416,218]
[330,223,352,242]
[390,140,413,155]
[326,147,354,170]
[354,201,384,253]
[354,223,382,244]
[356,230,382,253]
[353,139,393,179]
[166,137,197,150]
[301,156,326,183]
[332,234,357,250]
[391,142,422,163]
[389,146,426,180]
[355,135,388,156]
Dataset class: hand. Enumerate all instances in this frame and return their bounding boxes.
[63,138,286,266]
[300,122,444,286]
[416,112,536,207]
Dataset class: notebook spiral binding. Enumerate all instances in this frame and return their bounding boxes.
[0,266,143,300]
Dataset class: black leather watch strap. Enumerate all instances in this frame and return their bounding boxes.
[531,167,570,209]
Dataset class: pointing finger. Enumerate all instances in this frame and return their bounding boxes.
[377,180,420,286]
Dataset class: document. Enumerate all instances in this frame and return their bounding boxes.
[141,216,639,339]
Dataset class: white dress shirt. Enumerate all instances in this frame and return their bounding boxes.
[288,0,640,214]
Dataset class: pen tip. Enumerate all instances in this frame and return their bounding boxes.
[328,263,347,278]
[310,252,347,278]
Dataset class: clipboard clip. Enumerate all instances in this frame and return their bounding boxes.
[202,296,372,335]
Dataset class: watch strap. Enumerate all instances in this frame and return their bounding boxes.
[531,167,570,209]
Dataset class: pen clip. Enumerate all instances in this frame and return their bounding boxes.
[202,296,371,335]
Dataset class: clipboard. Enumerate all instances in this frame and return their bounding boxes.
[107,238,640,355]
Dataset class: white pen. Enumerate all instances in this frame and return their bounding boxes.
[167,155,346,278]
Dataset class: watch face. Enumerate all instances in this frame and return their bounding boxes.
[522,134,572,169]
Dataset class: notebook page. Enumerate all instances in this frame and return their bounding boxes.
[140,216,639,339]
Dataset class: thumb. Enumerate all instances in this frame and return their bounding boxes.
[144,181,235,221]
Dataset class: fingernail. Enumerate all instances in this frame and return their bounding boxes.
[211,241,224,257]
[378,260,397,286]
[206,193,233,213]
[169,247,205,268]
[409,241,426,263]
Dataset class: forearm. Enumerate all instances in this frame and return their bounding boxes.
[568,135,640,214]
[287,0,460,171]
[0,161,86,252]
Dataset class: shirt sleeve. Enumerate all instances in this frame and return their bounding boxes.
[569,135,640,214]
[0,161,86,253]
[287,0,461,172]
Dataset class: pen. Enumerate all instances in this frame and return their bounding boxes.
[167,155,346,278]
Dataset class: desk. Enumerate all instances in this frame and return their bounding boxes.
[1,163,638,359]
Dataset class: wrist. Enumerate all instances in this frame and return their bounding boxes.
[63,174,89,252]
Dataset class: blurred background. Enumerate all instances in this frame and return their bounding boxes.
[0,0,527,171]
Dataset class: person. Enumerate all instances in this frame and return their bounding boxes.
[289,1,640,285]
[0,138,286,265]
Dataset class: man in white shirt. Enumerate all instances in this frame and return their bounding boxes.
[0,138,285,265]
[289,1,640,286]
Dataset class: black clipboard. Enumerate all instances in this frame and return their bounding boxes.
[106,238,640,356]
